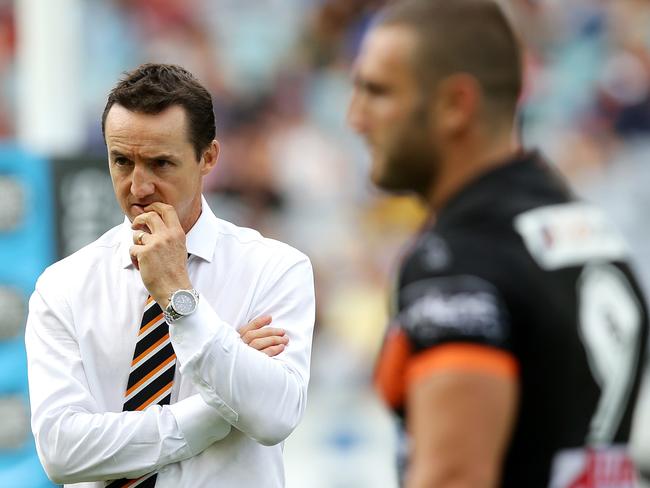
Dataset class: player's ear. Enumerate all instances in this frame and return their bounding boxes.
[433,73,480,137]
[200,140,219,176]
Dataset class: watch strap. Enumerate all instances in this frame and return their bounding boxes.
[164,288,199,323]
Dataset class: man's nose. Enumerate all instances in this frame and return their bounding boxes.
[347,91,368,135]
[130,164,155,199]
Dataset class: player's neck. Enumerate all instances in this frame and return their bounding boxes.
[427,126,519,212]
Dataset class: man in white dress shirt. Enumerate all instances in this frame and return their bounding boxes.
[25,63,315,487]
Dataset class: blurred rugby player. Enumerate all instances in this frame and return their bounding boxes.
[348,1,649,487]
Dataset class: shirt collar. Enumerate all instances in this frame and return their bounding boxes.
[120,195,219,268]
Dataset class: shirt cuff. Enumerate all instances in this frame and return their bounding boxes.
[169,295,228,365]
[167,394,231,457]
[168,297,241,424]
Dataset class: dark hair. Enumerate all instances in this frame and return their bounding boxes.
[101,63,216,160]
[377,0,522,117]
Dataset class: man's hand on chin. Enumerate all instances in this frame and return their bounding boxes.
[129,202,191,307]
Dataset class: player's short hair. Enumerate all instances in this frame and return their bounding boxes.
[101,63,216,160]
[377,0,522,117]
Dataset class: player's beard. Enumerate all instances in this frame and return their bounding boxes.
[372,106,439,199]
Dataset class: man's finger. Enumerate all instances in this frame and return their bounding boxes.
[132,211,165,234]
[129,245,141,270]
[132,230,150,246]
[241,327,285,345]
[249,335,289,351]
[145,202,182,228]
[260,344,286,357]
[239,315,272,336]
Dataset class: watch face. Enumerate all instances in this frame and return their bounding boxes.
[172,290,197,315]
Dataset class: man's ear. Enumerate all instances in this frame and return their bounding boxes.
[200,140,220,176]
[433,73,481,137]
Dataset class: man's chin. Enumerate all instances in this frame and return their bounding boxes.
[370,160,393,191]
[372,169,429,198]
[372,166,409,193]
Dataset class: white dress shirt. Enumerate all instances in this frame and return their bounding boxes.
[25,197,315,487]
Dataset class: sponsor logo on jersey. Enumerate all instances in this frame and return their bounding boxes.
[514,202,628,270]
[400,276,508,344]
[549,445,637,488]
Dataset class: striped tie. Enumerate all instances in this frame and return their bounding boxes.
[106,296,176,488]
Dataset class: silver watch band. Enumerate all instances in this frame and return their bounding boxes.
[163,288,199,323]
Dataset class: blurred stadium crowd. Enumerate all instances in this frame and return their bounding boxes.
[1,0,650,486]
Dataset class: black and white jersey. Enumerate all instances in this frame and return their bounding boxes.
[375,151,648,487]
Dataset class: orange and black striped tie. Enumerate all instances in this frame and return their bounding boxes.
[106,296,176,488]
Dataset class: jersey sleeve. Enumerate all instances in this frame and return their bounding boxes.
[375,270,519,411]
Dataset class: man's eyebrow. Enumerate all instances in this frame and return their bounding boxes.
[108,150,176,161]
[357,78,387,95]
[353,73,383,93]
[142,153,176,161]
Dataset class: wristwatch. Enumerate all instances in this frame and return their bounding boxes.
[164,288,199,323]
